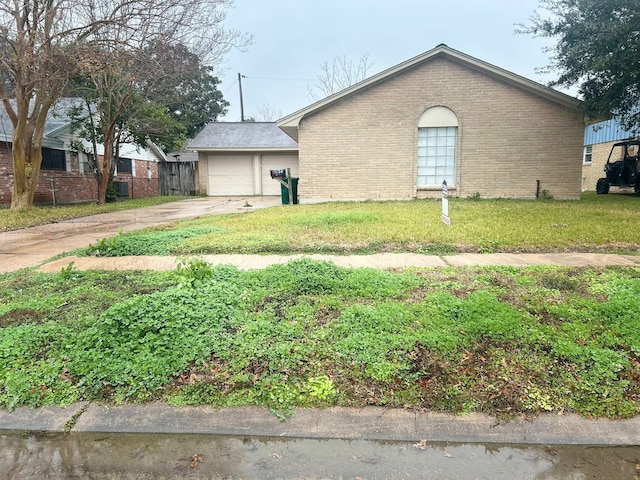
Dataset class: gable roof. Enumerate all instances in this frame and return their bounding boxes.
[0,98,167,161]
[0,99,82,149]
[277,44,582,141]
[187,122,298,152]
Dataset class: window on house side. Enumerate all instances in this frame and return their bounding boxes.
[417,126,457,187]
[41,148,66,171]
[583,145,592,165]
[116,157,133,174]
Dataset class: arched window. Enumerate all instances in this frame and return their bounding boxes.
[417,107,458,187]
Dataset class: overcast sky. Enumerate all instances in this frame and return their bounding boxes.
[216,0,564,122]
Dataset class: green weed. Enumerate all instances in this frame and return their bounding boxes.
[66,277,244,402]
[417,243,457,255]
[1,261,640,419]
[300,375,337,406]
[77,226,221,257]
[175,257,215,289]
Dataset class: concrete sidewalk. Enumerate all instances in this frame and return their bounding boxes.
[38,251,640,273]
[1,402,639,446]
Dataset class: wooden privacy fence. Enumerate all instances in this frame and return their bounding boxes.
[158,161,197,196]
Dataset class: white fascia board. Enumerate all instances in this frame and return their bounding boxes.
[186,146,299,153]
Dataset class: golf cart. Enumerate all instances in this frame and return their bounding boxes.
[596,140,640,194]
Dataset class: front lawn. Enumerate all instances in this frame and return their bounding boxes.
[1,259,639,419]
[76,192,640,256]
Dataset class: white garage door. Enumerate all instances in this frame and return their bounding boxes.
[207,155,254,196]
[261,155,299,196]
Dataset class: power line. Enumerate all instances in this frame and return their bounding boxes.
[241,75,316,82]
[223,78,238,95]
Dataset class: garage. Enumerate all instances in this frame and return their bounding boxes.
[188,122,298,197]
[206,155,254,196]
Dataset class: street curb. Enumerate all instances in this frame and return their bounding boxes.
[1,403,639,446]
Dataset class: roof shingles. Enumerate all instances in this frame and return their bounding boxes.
[187,122,298,151]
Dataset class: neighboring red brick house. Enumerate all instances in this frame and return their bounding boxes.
[0,101,165,206]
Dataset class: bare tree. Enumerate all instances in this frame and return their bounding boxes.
[0,0,250,209]
[308,53,373,101]
[253,103,283,121]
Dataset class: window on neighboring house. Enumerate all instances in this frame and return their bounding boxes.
[583,145,593,164]
[417,107,458,187]
[116,157,133,174]
[41,147,66,171]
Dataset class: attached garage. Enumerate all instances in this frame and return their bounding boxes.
[188,122,299,197]
[206,155,254,196]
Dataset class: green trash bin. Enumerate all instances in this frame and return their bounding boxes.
[280,177,299,205]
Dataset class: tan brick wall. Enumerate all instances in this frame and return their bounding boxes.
[581,141,615,191]
[297,57,584,201]
[197,152,210,195]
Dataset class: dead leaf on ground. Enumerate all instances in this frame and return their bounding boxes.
[190,454,204,468]
[413,439,428,450]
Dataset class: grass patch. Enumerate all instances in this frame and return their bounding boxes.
[75,192,640,255]
[77,226,224,256]
[0,196,191,232]
[1,259,638,419]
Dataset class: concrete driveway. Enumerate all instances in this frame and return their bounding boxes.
[0,196,281,273]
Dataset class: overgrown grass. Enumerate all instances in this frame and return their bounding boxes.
[1,259,638,419]
[0,196,190,232]
[75,226,224,257]
[76,192,640,256]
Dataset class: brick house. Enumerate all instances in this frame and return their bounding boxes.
[0,101,165,206]
[189,45,584,201]
[277,44,585,201]
[95,141,165,200]
[582,118,638,192]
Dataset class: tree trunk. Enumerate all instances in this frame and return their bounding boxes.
[10,123,43,211]
[97,137,114,204]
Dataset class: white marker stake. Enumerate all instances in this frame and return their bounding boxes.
[442,180,450,226]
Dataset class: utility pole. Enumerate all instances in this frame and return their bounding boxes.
[238,73,245,121]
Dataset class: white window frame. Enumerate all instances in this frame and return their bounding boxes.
[417,126,457,187]
[583,145,592,165]
[417,107,459,188]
